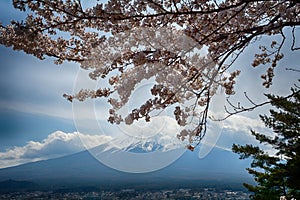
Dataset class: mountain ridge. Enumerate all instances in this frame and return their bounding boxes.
[0,146,253,190]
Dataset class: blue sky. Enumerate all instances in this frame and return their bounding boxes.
[0,1,299,172]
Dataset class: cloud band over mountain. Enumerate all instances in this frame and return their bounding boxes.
[0,131,112,168]
[0,108,270,169]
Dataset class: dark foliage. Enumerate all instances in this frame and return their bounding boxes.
[232,86,300,200]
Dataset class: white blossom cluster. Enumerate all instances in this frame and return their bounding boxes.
[76,27,229,149]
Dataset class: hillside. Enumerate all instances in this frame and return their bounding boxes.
[0,147,253,191]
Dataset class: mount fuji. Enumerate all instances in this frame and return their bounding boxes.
[0,141,254,191]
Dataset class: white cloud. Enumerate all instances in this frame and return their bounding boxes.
[195,112,274,156]
[0,117,185,169]
[0,131,112,169]
[97,116,186,152]
[206,113,277,157]
[0,108,276,169]
[223,114,266,133]
[0,120,183,169]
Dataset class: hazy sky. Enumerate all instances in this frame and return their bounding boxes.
[0,1,299,172]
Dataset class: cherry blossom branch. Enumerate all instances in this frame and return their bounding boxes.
[1,0,300,149]
[286,68,300,73]
[213,89,300,121]
[291,26,300,51]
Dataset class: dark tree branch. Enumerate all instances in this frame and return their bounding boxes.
[214,89,300,121]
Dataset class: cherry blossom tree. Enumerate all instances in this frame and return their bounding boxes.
[1,0,299,149]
